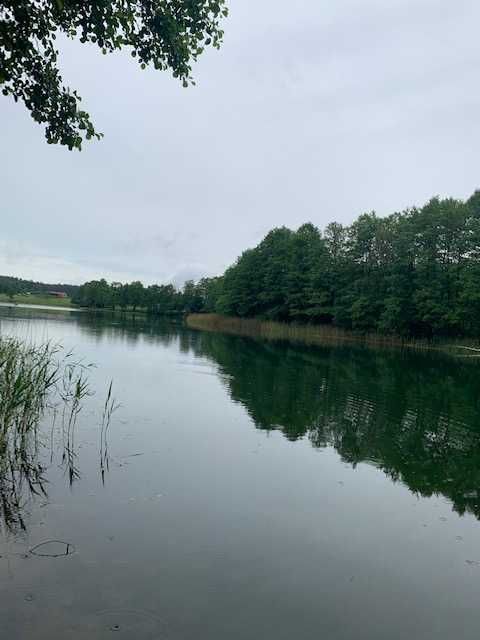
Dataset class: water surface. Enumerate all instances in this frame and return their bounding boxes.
[1,308,480,639]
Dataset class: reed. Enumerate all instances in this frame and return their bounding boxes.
[185,314,480,353]
[100,380,119,483]
[0,336,93,531]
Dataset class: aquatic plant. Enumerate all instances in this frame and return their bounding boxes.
[100,381,119,483]
[186,313,480,353]
[0,336,93,532]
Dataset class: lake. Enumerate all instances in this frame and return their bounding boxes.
[1,307,480,639]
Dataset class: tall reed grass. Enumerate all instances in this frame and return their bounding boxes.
[100,380,119,484]
[0,336,93,532]
[186,314,480,353]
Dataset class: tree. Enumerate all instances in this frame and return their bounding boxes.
[3,281,17,301]
[182,279,203,313]
[257,227,292,320]
[216,248,265,317]
[286,223,329,322]
[0,0,228,149]
[125,280,145,312]
[195,276,223,313]
[146,283,179,315]
[74,278,112,307]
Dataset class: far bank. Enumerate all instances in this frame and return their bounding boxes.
[0,293,75,308]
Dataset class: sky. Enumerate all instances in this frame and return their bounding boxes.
[2,0,480,286]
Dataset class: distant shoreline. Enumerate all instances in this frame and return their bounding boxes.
[0,293,76,309]
[0,301,80,313]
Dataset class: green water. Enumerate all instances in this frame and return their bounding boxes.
[1,308,480,639]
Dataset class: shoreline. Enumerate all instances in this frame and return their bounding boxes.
[0,301,80,312]
[185,313,480,354]
[0,293,76,309]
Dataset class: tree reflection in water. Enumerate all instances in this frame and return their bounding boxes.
[71,311,480,520]
[2,309,480,534]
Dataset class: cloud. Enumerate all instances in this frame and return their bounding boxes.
[1,0,480,285]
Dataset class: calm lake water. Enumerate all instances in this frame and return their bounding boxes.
[1,307,480,639]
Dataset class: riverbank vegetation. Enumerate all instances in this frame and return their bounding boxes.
[185,313,423,349]
[186,313,480,352]
[74,191,480,339]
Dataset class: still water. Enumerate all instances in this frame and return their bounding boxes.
[1,307,480,639]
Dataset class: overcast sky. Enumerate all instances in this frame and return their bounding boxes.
[2,0,480,285]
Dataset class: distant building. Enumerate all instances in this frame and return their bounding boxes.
[46,291,68,298]
[111,282,122,289]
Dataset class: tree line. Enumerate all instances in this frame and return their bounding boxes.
[72,278,219,315]
[74,190,480,337]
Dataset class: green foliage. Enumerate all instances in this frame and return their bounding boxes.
[182,279,203,313]
[0,0,228,149]
[73,278,113,308]
[196,276,223,313]
[73,277,224,315]
[208,191,480,338]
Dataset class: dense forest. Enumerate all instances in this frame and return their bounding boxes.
[73,191,480,338]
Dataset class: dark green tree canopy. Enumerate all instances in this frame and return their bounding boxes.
[0,0,227,149]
